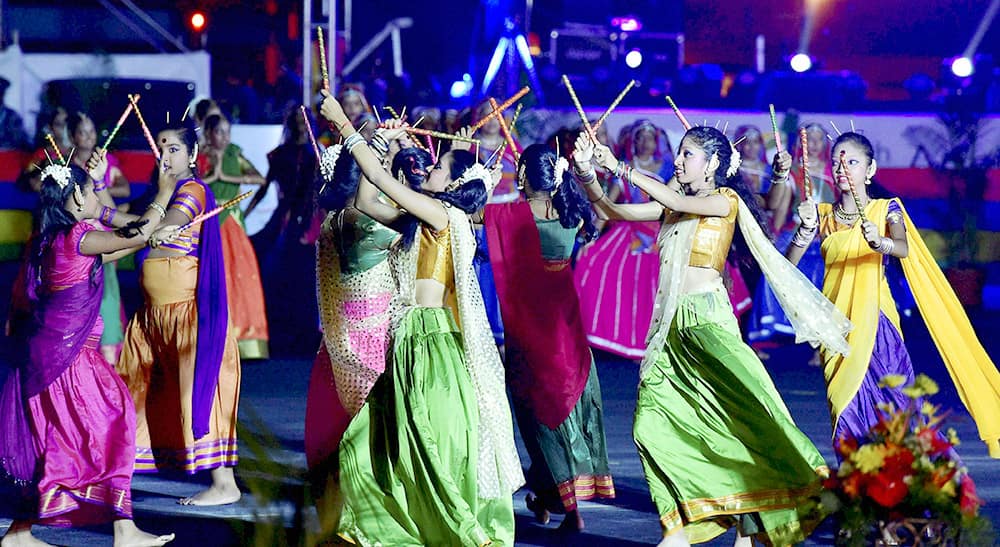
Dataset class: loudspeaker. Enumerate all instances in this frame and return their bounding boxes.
[41,78,196,151]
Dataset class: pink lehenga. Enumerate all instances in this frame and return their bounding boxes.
[0,220,136,525]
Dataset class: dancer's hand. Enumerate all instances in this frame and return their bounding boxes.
[318,90,347,126]
[797,200,818,228]
[772,150,792,180]
[861,219,880,249]
[87,149,109,183]
[379,118,408,141]
[452,127,475,153]
[572,132,595,165]
[593,143,617,171]
[149,225,182,248]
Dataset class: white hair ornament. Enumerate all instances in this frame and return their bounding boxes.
[41,164,73,189]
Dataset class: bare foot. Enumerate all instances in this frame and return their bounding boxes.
[113,520,174,547]
[1,522,53,547]
[178,467,241,506]
[556,510,584,533]
[525,493,550,525]
[177,483,242,506]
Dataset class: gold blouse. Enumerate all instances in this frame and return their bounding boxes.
[687,187,738,272]
[416,224,454,287]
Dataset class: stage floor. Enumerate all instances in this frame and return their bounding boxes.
[3,312,999,546]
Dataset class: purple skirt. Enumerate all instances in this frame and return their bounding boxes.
[834,312,913,450]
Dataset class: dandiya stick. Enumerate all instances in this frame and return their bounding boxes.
[300,106,321,160]
[593,79,635,133]
[317,26,330,92]
[769,104,782,150]
[180,190,253,232]
[665,96,691,130]
[470,86,530,131]
[485,140,506,167]
[489,97,520,161]
[839,150,865,215]
[402,126,479,144]
[799,128,812,200]
[561,75,594,137]
[45,134,66,164]
[383,106,400,119]
[426,134,436,162]
[129,94,159,160]
[101,95,138,151]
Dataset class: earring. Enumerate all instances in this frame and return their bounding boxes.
[704,171,711,183]
[76,204,84,212]
[188,157,197,169]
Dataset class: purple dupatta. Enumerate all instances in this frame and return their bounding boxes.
[137,177,228,439]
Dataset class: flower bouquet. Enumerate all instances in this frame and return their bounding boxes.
[822,374,994,546]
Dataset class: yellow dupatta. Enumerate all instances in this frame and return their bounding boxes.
[820,199,1000,457]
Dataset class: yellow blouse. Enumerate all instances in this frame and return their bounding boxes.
[416,224,454,287]
[687,187,739,272]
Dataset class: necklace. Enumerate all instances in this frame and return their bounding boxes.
[834,204,861,226]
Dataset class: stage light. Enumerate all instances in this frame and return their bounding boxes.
[612,17,642,33]
[951,56,974,77]
[625,49,643,69]
[450,73,473,99]
[790,53,812,73]
[189,11,207,32]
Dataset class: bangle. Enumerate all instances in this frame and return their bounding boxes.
[99,206,116,225]
[370,132,390,158]
[876,236,895,255]
[791,224,817,247]
[344,132,366,154]
[588,191,606,204]
[148,201,167,218]
[93,179,108,192]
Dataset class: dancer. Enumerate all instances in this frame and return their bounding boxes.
[788,131,1000,457]
[573,119,673,359]
[202,113,270,359]
[117,119,242,506]
[574,126,850,546]
[484,143,614,532]
[320,91,523,545]
[68,112,131,364]
[1,159,176,547]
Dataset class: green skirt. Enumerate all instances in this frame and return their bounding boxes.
[338,307,514,546]
[99,262,123,346]
[634,285,828,545]
[514,358,615,513]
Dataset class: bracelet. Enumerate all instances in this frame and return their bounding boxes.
[93,179,108,192]
[791,225,817,247]
[344,132,366,154]
[588,191,606,204]
[148,201,167,218]
[98,206,116,225]
[575,167,598,184]
[370,132,390,158]
[876,236,895,255]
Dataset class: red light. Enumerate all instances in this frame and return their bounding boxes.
[190,11,207,32]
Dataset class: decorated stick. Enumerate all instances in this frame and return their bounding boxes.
[101,95,139,151]
[383,106,400,120]
[180,190,253,232]
[317,26,330,92]
[45,133,66,164]
[769,104,782,151]
[402,126,479,144]
[470,86,530,131]
[562,75,595,137]
[129,94,159,160]
[489,97,520,161]
[839,150,865,214]
[665,96,692,130]
[300,106,321,161]
[485,139,506,167]
[426,134,436,163]
[593,79,635,133]
[799,128,812,200]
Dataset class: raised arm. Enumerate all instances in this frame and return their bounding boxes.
[571,132,663,222]
[320,91,448,231]
[785,199,818,266]
[78,171,178,262]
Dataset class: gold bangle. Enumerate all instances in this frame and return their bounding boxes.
[588,192,606,204]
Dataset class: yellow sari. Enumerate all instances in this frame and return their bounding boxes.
[819,198,1000,457]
